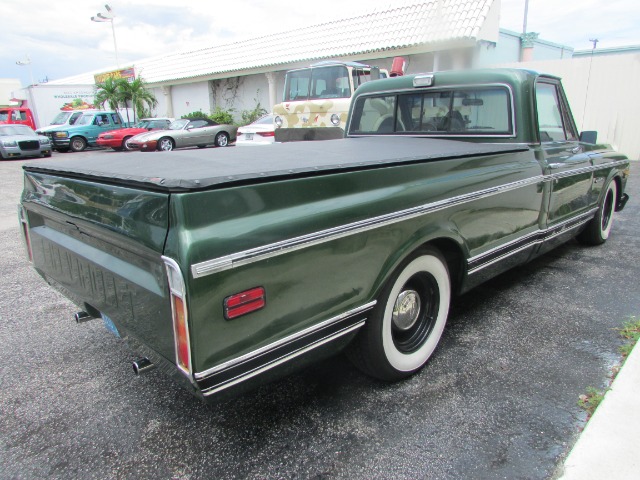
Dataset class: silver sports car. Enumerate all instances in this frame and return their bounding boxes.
[0,124,52,159]
[126,118,238,152]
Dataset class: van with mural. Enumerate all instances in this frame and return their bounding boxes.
[273,59,405,142]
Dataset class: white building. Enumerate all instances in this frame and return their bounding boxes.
[16,0,571,124]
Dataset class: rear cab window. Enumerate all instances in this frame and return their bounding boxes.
[349,85,514,137]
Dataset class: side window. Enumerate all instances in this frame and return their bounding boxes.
[536,83,568,142]
[111,114,121,125]
[350,95,397,133]
[70,113,82,125]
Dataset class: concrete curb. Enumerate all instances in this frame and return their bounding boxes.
[558,338,640,479]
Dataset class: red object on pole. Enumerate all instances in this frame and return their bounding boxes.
[390,57,407,77]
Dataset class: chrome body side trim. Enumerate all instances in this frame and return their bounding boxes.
[194,301,376,380]
[201,321,365,396]
[191,175,544,278]
[192,161,626,279]
[467,208,598,274]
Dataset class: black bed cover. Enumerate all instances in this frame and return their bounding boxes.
[23,137,529,192]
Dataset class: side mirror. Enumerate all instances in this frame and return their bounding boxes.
[579,130,597,144]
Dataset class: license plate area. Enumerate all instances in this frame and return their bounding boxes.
[245,133,254,140]
[101,313,120,338]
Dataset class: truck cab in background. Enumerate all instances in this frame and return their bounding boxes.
[42,111,129,152]
[35,110,87,135]
[273,60,401,142]
[0,107,36,130]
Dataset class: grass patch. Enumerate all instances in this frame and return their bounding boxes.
[618,317,640,358]
[578,387,607,417]
[578,316,640,417]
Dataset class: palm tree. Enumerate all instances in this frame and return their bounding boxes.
[94,77,123,111]
[118,77,158,123]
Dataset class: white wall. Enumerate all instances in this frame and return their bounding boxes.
[500,53,640,160]
[170,81,210,118]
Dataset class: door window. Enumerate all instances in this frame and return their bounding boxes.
[535,82,577,142]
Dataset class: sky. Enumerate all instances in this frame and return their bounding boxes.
[2,0,639,87]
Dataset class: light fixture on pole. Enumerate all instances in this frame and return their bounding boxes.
[16,54,35,86]
[91,4,120,67]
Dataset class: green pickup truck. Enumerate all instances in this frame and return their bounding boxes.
[19,68,630,402]
[42,110,129,152]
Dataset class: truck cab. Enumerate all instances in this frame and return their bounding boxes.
[0,107,36,130]
[44,111,127,152]
[273,61,389,142]
[35,110,88,135]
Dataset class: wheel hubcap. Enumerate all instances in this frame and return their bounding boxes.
[392,290,421,331]
[391,273,440,353]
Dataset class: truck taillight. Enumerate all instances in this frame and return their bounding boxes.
[18,205,33,262]
[162,256,192,376]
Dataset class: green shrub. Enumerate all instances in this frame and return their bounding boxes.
[210,106,235,125]
[181,110,210,119]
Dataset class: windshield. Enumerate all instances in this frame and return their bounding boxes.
[169,119,189,130]
[0,125,35,136]
[51,112,72,125]
[284,66,351,101]
[134,120,152,128]
[75,115,94,126]
[0,111,8,121]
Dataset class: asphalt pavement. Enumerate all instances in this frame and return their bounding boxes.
[0,150,638,479]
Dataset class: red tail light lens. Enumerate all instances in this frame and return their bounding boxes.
[172,295,190,372]
[257,131,275,137]
[162,256,192,377]
[224,287,266,320]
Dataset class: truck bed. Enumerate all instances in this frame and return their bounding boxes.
[23,137,529,192]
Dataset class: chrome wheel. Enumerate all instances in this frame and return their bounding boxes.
[215,132,229,147]
[158,137,174,151]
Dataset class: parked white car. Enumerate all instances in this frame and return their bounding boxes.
[236,114,275,146]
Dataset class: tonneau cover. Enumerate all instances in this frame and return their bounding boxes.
[24,137,529,192]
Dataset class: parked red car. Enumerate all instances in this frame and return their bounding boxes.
[96,118,173,151]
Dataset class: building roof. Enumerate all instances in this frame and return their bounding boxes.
[48,0,499,86]
[573,45,640,57]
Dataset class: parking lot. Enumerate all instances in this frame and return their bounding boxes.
[0,150,638,479]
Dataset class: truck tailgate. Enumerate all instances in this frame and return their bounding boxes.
[20,171,175,362]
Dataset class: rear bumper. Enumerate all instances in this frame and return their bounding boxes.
[275,127,344,142]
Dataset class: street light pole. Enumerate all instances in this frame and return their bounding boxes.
[91,4,120,67]
[16,55,35,86]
